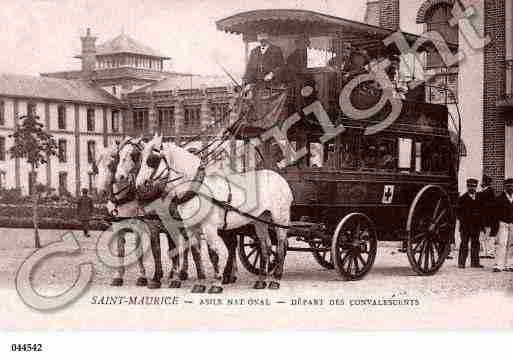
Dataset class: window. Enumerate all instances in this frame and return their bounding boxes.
[111,110,120,133]
[58,105,66,130]
[398,138,413,170]
[58,139,67,163]
[419,140,451,173]
[184,105,201,130]
[360,137,397,171]
[0,136,5,161]
[86,108,95,131]
[425,4,458,69]
[88,173,96,192]
[28,171,37,196]
[210,103,229,128]
[87,141,96,164]
[0,100,4,126]
[58,172,68,195]
[157,107,174,132]
[0,171,5,189]
[27,102,37,117]
[133,109,148,131]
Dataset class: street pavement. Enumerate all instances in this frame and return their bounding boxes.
[1,228,512,330]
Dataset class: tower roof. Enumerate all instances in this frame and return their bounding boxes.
[77,33,170,59]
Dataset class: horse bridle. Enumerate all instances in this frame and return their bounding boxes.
[145,144,186,186]
[107,140,143,208]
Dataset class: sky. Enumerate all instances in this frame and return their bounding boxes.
[0,0,425,77]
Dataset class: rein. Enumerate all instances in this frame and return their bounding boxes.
[107,140,143,208]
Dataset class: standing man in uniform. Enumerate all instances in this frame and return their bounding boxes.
[243,32,285,88]
[478,175,496,259]
[77,188,94,238]
[457,178,483,268]
[492,178,513,272]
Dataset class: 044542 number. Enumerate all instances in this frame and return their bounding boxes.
[11,344,43,352]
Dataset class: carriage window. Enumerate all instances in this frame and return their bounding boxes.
[309,142,323,168]
[339,135,358,170]
[415,142,422,172]
[420,140,451,173]
[398,138,413,170]
[361,137,397,171]
[323,141,336,168]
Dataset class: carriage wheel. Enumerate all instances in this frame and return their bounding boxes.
[237,234,286,275]
[331,213,378,281]
[308,238,334,269]
[406,185,454,276]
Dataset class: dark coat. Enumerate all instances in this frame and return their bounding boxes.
[493,192,513,223]
[243,44,285,85]
[77,195,94,220]
[328,51,369,77]
[478,186,496,228]
[457,192,482,234]
[490,192,513,236]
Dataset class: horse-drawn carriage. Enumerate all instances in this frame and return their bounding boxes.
[215,9,460,280]
[98,9,461,291]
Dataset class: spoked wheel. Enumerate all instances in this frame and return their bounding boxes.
[308,238,334,269]
[406,185,455,275]
[237,234,286,275]
[331,213,378,281]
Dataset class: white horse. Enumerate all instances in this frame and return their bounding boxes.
[115,137,222,289]
[136,134,293,290]
[97,137,187,289]
[96,141,148,287]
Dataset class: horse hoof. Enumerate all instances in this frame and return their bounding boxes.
[208,286,223,294]
[268,281,280,290]
[179,272,188,281]
[136,277,148,287]
[253,280,266,290]
[222,275,238,285]
[110,278,123,287]
[191,284,207,293]
[147,280,162,289]
[169,280,182,289]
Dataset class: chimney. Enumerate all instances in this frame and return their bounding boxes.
[379,0,400,31]
[80,28,97,75]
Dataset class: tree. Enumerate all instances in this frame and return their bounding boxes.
[9,114,57,248]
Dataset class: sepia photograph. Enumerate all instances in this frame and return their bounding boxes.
[0,0,512,349]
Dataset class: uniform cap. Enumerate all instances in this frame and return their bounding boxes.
[466,178,478,186]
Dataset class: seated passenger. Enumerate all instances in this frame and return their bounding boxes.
[328,42,369,82]
[283,36,316,113]
[378,146,395,170]
[362,145,378,169]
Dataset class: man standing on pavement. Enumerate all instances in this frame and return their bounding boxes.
[479,175,496,259]
[77,188,94,238]
[492,178,513,272]
[457,178,483,268]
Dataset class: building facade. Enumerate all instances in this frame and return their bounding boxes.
[1,29,234,196]
[0,74,123,195]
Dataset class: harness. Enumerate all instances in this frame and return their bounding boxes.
[107,140,143,214]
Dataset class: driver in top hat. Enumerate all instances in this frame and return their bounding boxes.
[243,32,285,88]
